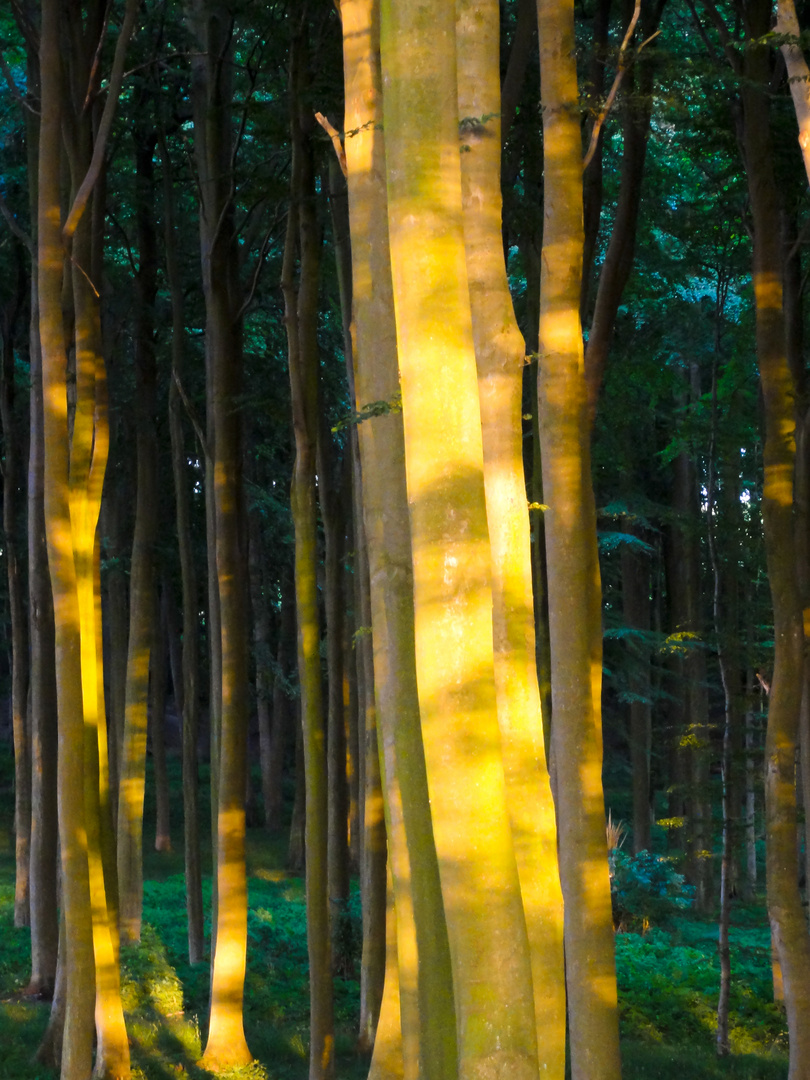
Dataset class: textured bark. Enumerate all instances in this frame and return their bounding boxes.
[535,0,622,1074]
[457,3,566,1073]
[381,3,541,1077]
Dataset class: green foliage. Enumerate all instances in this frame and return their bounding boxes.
[610,849,695,930]
[616,920,787,1061]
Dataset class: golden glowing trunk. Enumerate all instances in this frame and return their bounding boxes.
[456,3,565,1073]
[340,3,458,1076]
[38,2,95,1073]
[380,2,540,1076]
[535,0,622,1076]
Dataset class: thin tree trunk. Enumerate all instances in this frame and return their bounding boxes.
[1,259,31,929]
[284,33,334,1079]
[621,531,652,853]
[457,3,566,1073]
[117,135,159,946]
[161,129,204,965]
[151,588,171,853]
[740,9,810,1072]
[536,0,622,1074]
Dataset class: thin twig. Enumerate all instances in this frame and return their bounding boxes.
[314,112,348,177]
[235,209,284,322]
[83,0,113,112]
[172,369,210,465]
[583,0,647,170]
[62,0,141,245]
[0,190,34,256]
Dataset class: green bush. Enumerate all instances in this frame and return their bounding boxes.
[610,849,695,930]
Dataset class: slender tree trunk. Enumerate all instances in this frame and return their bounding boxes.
[151,589,171,853]
[536,0,622,1074]
[621,531,652,853]
[27,214,59,1000]
[457,3,566,1073]
[740,11,810,1073]
[1,262,32,929]
[38,2,96,1072]
[284,33,334,1079]
[117,136,159,946]
[381,3,541,1077]
[161,130,204,965]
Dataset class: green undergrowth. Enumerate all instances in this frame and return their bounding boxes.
[0,761,791,1080]
[616,915,788,1078]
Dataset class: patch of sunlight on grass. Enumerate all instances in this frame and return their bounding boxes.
[253,908,273,924]
[252,868,290,883]
[289,1031,307,1059]
[121,923,185,1017]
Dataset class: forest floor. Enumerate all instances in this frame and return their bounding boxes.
[0,745,791,1080]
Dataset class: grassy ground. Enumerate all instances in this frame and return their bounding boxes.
[0,745,791,1079]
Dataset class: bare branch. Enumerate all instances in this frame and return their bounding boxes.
[62,0,141,245]
[583,0,645,170]
[314,112,347,177]
[0,189,34,256]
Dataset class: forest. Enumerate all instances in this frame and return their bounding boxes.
[0,0,809,1078]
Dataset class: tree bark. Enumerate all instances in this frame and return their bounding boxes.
[457,2,566,1073]
[117,134,159,946]
[535,0,622,1074]
[38,1,96,1071]
[740,7,810,1073]
[284,31,334,1079]
[381,2,542,1076]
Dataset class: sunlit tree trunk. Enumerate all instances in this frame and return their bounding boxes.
[535,0,622,1075]
[456,2,566,1072]
[38,2,96,1073]
[187,1,252,1064]
[381,3,541,1077]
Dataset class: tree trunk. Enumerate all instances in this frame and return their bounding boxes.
[151,588,172,853]
[381,3,542,1076]
[740,9,810,1073]
[457,3,566,1073]
[38,2,96,1071]
[117,135,159,946]
[621,531,652,853]
[341,3,459,1074]
[535,0,622,1074]
[1,253,31,929]
[283,32,334,1079]
[161,128,204,965]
